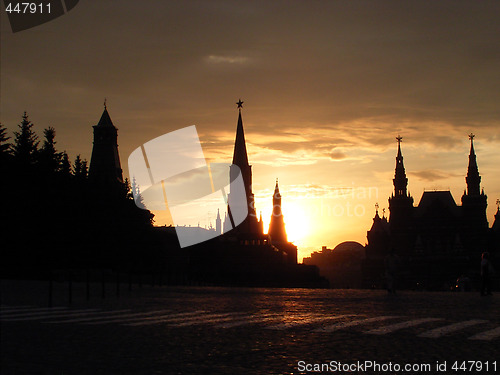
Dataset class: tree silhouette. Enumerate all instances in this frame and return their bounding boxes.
[81,159,88,179]
[123,177,133,200]
[60,151,72,177]
[131,176,147,209]
[38,127,62,174]
[12,112,39,167]
[1,111,159,278]
[73,154,88,179]
[0,123,11,166]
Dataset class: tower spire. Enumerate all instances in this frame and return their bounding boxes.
[232,99,249,167]
[236,99,243,110]
[89,104,123,185]
[396,134,403,157]
[228,99,259,235]
[393,135,408,197]
[215,208,222,235]
[465,133,481,196]
[269,178,287,243]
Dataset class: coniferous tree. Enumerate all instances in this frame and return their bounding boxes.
[0,123,11,165]
[12,112,39,167]
[73,154,83,177]
[80,159,88,179]
[131,176,146,209]
[123,177,133,200]
[38,127,61,174]
[60,151,71,177]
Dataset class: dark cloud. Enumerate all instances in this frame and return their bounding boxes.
[1,0,499,166]
[330,151,347,160]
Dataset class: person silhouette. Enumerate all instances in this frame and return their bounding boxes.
[480,252,493,296]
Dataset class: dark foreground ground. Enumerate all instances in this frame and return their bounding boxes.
[1,280,499,375]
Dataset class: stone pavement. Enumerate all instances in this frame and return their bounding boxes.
[1,280,499,374]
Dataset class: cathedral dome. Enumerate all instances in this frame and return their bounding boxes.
[333,241,365,253]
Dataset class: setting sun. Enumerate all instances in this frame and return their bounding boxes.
[281,201,310,244]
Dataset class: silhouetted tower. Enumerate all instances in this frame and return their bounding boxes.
[388,135,415,254]
[228,99,260,235]
[89,102,123,186]
[366,203,390,258]
[393,135,409,198]
[363,203,391,287]
[216,209,222,235]
[465,133,481,196]
[461,133,488,252]
[267,179,297,264]
[268,178,287,243]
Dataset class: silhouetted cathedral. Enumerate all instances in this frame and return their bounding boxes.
[364,134,498,289]
[89,103,123,187]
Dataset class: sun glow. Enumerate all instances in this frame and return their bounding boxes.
[282,202,310,244]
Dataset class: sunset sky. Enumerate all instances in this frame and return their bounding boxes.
[2,1,500,260]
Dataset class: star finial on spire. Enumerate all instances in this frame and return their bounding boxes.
[104,98,107,109]
[396,135,403,144]
[469,133,475,141]
[236,99,244,110]
[375,202,379,213]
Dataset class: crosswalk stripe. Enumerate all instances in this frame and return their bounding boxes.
[172,312,250,327]
[2,303,497,342]
[366,318,442,335]
[83,311,203,325]
[468,327,500,341]
[217,314,279,328]
[0,307,68,316]
[1,309,101,322]
[43,310,134,323]
[419,320,488,338]
[124,312,242,327]
[267,314,352,330]
[314,316,398,333]
[265,313,316,330]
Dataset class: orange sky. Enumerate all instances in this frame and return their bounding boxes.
[2,1,500,260]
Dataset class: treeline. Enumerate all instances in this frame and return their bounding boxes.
[0,113,170,279]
